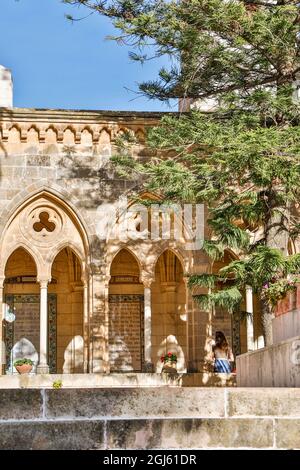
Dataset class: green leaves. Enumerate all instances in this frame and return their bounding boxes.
[64,0,300,330]
[65,1,300,102]
[209,218,250,250]
[194,286,243,313]
[188,274,219,290]
[190,245,300,312]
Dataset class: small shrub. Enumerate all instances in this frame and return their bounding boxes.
[52,380,63,389]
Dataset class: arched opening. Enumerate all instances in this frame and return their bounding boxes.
[3,248,39,374]
[152,250,187,372]
[50,248,84,374]
[109,249,144,372]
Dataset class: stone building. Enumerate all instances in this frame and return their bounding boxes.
[0,66,262,378]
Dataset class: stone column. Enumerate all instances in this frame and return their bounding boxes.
[83,281,89,373]
[246,285,255,351]
[89,271,110,374]
[143,280,153,372]
[37,279,49,374]
[103,277,110,374]
[183,277,191,372]
[0,279,4,375]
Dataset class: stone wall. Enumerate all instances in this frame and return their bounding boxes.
[0,387,299,449]
[273,309,300,345]
[237,335,300,387]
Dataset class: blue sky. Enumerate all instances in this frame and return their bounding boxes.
[0,0,174,111]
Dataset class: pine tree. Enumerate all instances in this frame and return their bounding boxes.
[64,1,300,346]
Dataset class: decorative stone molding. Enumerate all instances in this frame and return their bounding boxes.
[0,117,155,146]
[20,201,63,247]
[140,273,154,288]
[37,278,50,288]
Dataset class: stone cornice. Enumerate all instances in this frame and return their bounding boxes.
[0,106,176,126]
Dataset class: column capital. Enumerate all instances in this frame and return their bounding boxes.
[140,273,154,288]
[37,278,51,288]
[81,274,89,286]
[0,277,5,289]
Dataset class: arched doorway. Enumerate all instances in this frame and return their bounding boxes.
[108,249,144,372]
[50,248,84,374]
[2,248,55,374]
[152,250,187,372]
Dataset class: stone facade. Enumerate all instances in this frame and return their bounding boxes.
[0,387,300,449]
[0,105,261,376]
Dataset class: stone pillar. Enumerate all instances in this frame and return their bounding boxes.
[183,277,192,372]
[89,271,110,374]
[0,279,4,375]
[143,280,153,372]
[103,278,110,374]
[83,281,89,373]
[37,279,49,374]
[246,285,255,351]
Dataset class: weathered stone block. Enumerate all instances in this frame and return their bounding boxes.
[26,155,51,167]
[228,389,300,417]
[275,419,300,449]
[106,418,274,449]
[0,389,43,420]
[0,420,104,450]
[45,388,225,419]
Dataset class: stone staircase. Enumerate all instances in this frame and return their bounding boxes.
[0,387,299,449]
[0,372,236,388]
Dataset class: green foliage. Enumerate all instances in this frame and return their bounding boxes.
[201,240,225,261]
[13,358,34,367]
[52,380,63,389]
[191,246,300,312]
[64,0,300,340]
[194,286,243,313]
[64,1,300,104]
[261,278,300,308]
[188,274,219,290]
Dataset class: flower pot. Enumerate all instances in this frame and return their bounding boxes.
[15,364,33,374]
[163,361,177,371]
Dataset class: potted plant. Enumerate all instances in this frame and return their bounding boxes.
[14,358,34,374]
[161,352,177,370]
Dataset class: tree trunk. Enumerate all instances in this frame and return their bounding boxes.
[260,297,274,347]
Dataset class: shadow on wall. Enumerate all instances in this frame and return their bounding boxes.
[63,335,84,374]
[109,335,134,372]
[156,334,186,373]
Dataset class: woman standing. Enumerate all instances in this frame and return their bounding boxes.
[212,331,234,373]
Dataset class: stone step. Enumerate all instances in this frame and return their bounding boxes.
[0,372,236,388]
[0,388,299,449]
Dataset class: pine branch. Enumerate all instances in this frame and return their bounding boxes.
[188,274,220,289]
[194,286,243,313]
